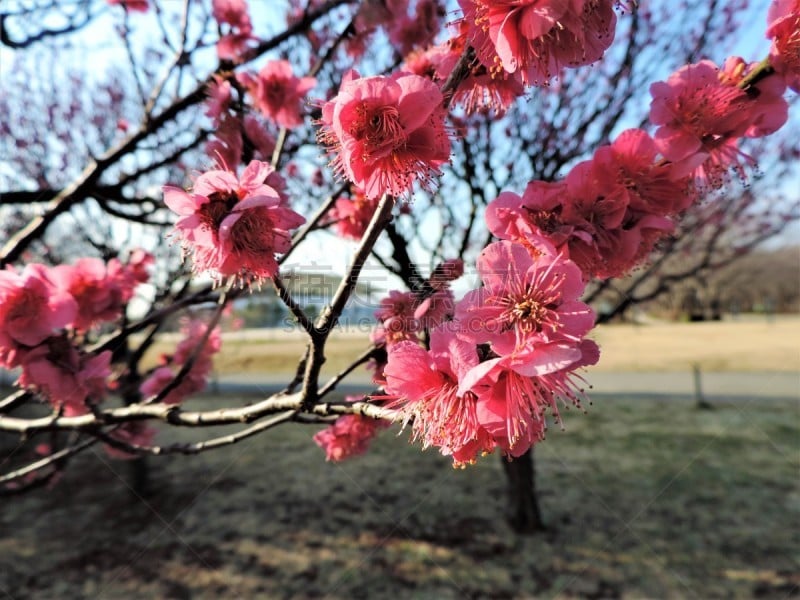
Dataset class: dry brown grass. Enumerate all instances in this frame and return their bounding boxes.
[588,316,800,372]
[141,316,800,376]
[2,395,797,599]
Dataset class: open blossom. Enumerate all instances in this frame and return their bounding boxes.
[164,160,305,284]
[456,241,594,372]
[458,0,616,86]
[383,328,494,464]
[313,396,390,462]
[318,70,451,198]
[18,335,111,416]
[51,254,150,332]
[212,0,253,60]
[411,30,524,115]
[371,287,455,347]
[649,60,788,185]
[458,339,598,458]
[0,264,77,367]
[563,159,676,278]
[591,129,695,216]
[239,60,316,129]
[718,57,790,138]
[486,138,688,281]
[767,0,800,92]
[329,189,379,240]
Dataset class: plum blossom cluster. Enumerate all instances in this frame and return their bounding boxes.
[365,2,796,466]
[382,241,598,466]
[0,253,151,417]
[487,53,790,281]
[649,58,788,187]
[487,129,692,280]
[164,160,305,286]
[204,60,315,170]
[457,0,617,87]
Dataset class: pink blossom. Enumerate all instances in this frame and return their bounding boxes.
[140,319,221,404]
[382,329,494,464]
[456,241,594,371]
[107,0,149,12]
[313,395,390,462]
[242,115,277,160]
[104,422,157,459]
[486,181,572,252]
[0,264,77,367]
[563,159,675,279]
[372,287,455,347]
[420,31,525,115]
[212,0,253,61]
[163,160,305,285]
[458,0,616,85]
[430,258,465,288]
[767,0,800,92]
[318,70,451,199]
[329,189,380,240]
[649,60,788,186]
[205,76,233,124]
[486,165,677,280]
[51,257,140,332]
[718,57,789,138]
[458,340,598,457]
[206,114,243,170]
[388,0,443,56]
[18,336,111,416]
[591,129,695,216]
[117,249,153,289]
[240,60,316,129]
[372,290,420,346]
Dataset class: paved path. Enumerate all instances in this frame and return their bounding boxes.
[211,371,799,401]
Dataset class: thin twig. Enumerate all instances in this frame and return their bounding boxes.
[95,409,297,456]
[272,274,315,335]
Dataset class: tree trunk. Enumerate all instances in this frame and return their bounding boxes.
[501,448,545,533]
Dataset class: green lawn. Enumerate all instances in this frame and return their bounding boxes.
[1,395,797,598]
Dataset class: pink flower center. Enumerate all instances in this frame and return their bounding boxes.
[675,85,749,149]
[199,191,239,232]
[349,102,406,155]
[523,207,561,233]
[6,288,43,325]
[493,280,561,334]
[264,78,286,106]
[229,207,272,255]
[44,335,78,372]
